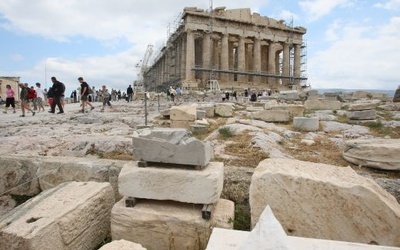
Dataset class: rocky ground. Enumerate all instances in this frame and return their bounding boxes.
[0,95,399,231]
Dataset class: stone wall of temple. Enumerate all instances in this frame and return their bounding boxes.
[144,7,307,91]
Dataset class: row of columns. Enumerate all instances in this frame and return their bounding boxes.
[146,29,303,90]
[184,30,303,87]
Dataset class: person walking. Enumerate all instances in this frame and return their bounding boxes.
[3,84,16,114]
[49,76,65,114]
[127,85,133,102]
[78,77,94,113]
[169,86,176,103]
[19,83,35,117]
[176,86,181,102]
[100,85,112,112]
[35,82,45,112]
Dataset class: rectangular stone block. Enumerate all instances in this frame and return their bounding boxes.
[118,161,224,204]
[197,110,206,120]
[196,103,215,118]
[271,105,305,118]
[251,110,290,122]
[0,182,115,250]
[348,103,377,111]
[132,128,214,167]
[111,198,234,250]
[293,117,319,132]
[305,100,342,110]
[0,156,40,196]
[170,105,196,121]
[347,110,376,120]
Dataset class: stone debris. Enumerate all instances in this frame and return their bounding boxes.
[0,181,115,250]
[132,128,214,167]
[305,100,342,110]
[251,109,290,122]
[343,139,400,171]
[249,158,400,247]
[293,117,319,132]
[215,103,234,117]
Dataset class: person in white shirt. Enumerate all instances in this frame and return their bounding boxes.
[35,82,46,112]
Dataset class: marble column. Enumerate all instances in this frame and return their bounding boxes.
[253,37,261,84]
[282,42,290,86]
[185,29,195,82]
[238,35,246,82]
[267,42,276,85]
[294,43,301,86]
[221,33,229,82]
[202,32,211,83]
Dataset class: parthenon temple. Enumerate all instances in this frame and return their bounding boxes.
[143,7,307,91]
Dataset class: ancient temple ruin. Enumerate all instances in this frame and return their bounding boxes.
[143,7,307,91]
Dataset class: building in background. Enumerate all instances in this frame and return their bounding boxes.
[144,7,307,92]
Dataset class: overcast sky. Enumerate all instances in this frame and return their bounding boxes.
[1,0,399,94]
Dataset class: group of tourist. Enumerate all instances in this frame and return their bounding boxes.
[1,76,119,117]
[3,82,47,117]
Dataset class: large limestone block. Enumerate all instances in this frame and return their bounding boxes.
[249,158,400,246]
[170,105,196,121]
[0,156,40,196]
[347,109,376,120]
[270,105,305,118]
[348,103,377,111]
[118,161,224,204]
[293,117,319,132]
[99,240,146,250]
[215,103,233,117]
[287,105,305,118]
[37,157,115,190]
[343,139,400,171]
[111,198,234,250]
[0,181,115,250]
[132,128,214,167]
[196,103,215,118]
[251,110,290,122]
[305,100,342,110]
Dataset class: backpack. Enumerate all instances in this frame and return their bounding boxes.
[60,82,65,94]
[88,87,94,94]
[27,88,36,100]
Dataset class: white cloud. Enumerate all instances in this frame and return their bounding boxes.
[10,54,23,61]
[0,0,267,43]
[299,0,354,22]
[0,0,269,92]
[324,19,342,42]
[374,0,400,10]
[278,10,300,23]
[308,17,400,90]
